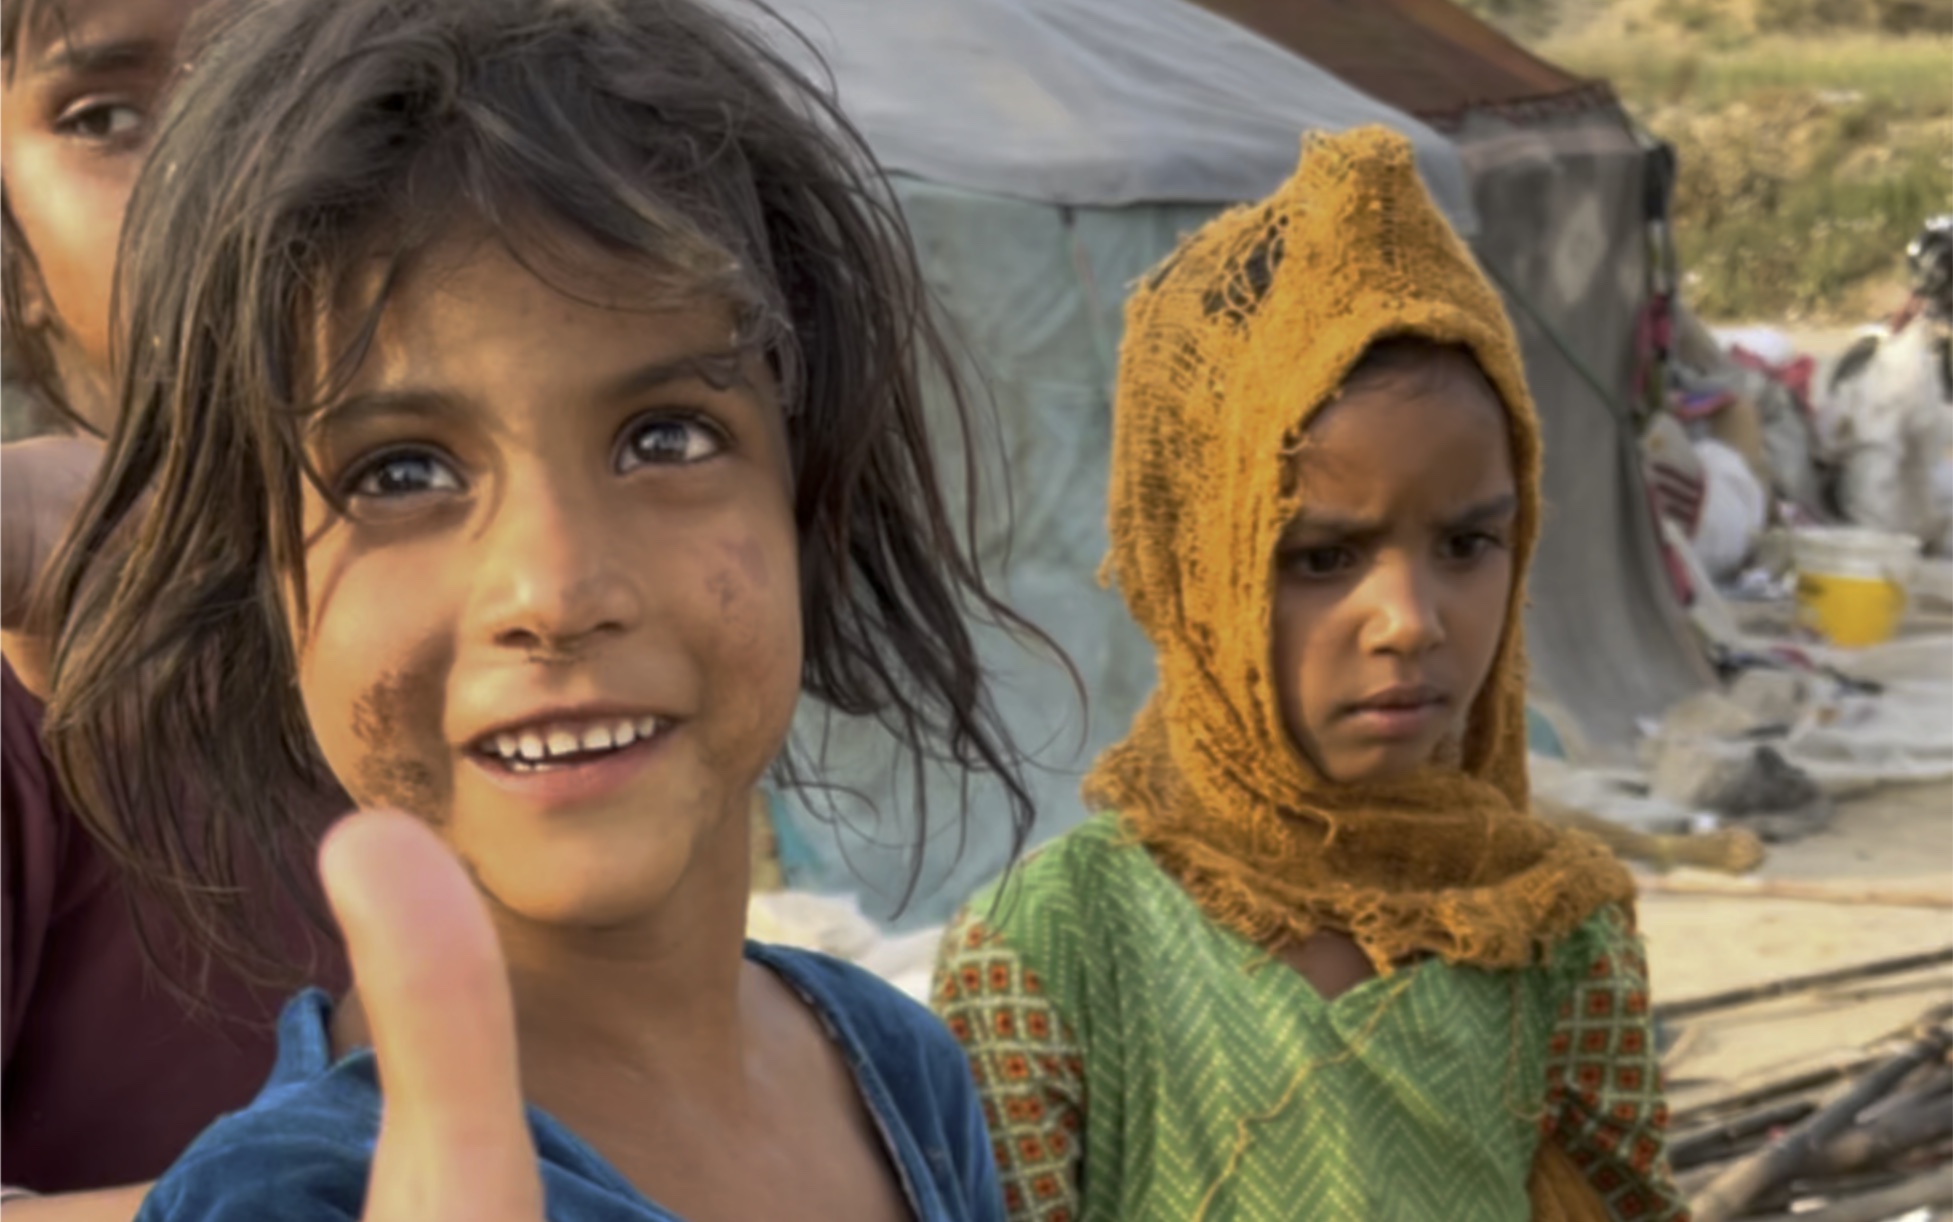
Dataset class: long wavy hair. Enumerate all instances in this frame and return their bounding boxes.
[44,0,1067,984]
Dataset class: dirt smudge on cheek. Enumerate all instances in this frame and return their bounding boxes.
[706,535,776,622]
[725,535,768,591]
[707,569,739,617]
[349,664,452,823]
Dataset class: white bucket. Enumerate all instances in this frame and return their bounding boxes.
[1791,527,1922,647]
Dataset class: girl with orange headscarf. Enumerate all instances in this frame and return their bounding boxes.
[931,127,1689,1221]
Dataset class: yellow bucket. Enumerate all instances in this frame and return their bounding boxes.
[1792,527,1921,648]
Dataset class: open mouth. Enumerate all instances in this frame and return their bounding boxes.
[473,715,663,774]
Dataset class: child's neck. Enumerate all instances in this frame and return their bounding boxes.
[333,809,759,1092]
[498,857,754,1088]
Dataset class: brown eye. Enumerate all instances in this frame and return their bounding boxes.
[1283,545,1355,579]
[54,99,145,142]
[618,415,725,471]
[346,449,463,499]
[1442,532,1501,563]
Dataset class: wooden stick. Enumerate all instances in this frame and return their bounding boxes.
[1737,1168,1953,1222]
[1670,1098,1817,1170]
[1810,1088,1953,1176]
[1674,1056,1884,1130]
[1655,948,1953,1022]
[1673,1011,1953,1131]
[1536,800,1765,875]
[1636,871,1953,909]
[1688,1031,1951,1222]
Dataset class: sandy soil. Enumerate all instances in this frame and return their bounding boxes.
[1641,779,1953,1111]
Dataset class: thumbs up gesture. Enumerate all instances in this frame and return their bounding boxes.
[319,811,547,1222]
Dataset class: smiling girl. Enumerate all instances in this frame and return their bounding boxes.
[40,0,1055,1217]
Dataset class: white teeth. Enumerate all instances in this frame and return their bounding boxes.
[486,716,662,767]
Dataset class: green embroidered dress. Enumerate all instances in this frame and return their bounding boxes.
[933,816,1686,1222]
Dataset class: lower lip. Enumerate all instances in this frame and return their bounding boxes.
[467,729,670,806]
[1343,701,1447,740]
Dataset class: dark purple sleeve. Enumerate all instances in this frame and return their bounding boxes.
[0,656,349,1193]
[3,657,63,1077]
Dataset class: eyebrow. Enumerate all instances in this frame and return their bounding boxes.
[1445,493,1520,530]
[313,349,752,437]
[30,37,163,77]
[598,348,750,402]
[311,389,467,439]
[1285,493,1519,540]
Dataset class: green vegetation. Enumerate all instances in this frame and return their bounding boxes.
[1494,0,1953,321]
[1548,30,1953,112]
[1657,95,1950,319]
[1752,0,1953,35]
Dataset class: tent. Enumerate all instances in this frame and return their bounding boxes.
[729,0,1712,926]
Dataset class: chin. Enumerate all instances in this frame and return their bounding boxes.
[1323,739,1445,785]
[461,822,701,931]
[478,862,691,930]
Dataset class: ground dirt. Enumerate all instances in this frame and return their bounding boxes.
[1642,778,1953,1112]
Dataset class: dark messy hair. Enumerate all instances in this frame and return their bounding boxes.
[44,0,1062,984]
[2,0,83,431]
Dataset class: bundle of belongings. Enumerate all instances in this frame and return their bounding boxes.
[1643,216,1953,584]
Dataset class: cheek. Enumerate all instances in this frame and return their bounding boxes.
[3,144,136,365]
[295,538,456,815]
[685,513,803,751]
[1452,558,1516,693]
[1270,588,1327,737]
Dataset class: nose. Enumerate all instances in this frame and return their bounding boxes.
[1355,554,1446,658]
[471,467,642,659]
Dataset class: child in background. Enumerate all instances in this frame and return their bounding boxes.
[933,128,1687,1222]
[3,2,350,1216]
[43,0,1055,1216]
[2,0,200,437]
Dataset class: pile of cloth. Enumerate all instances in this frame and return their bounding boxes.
[1641,216,1953,584]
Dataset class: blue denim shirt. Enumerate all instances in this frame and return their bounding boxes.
[137,943,1002,1221]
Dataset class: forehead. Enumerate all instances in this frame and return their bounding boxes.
[1290,353,1512,495]
[314,234,748,398]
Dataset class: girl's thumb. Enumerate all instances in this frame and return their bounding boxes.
[319,810,546,1222]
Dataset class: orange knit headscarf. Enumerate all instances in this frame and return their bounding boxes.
[1086,127,1634,976]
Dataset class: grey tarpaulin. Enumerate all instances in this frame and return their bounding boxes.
[715,0,1477,224]
[771,181,1206,926]
[1452,108,1718,757]
[739,0,1711,926]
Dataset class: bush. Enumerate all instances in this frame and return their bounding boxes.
[1656,0,1736,34]
[1873,0,1953,34]
[1756,0,1872,32]
[1667,98,1953,318]
[1755,0,1953,31]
